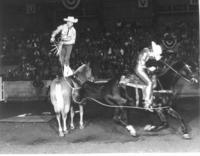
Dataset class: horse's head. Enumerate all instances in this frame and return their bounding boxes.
[73,62,94,85]
[158,59,199,85]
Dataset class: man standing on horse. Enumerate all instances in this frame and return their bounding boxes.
[135,41,162,110]
[50,16,78,77]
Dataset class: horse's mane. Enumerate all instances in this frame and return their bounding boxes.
[171,61,185,70]
[83,75,120,90]
[102,73,122,89]
[68,63,92,85]
[157,59,195,89]
[73,64,88,75]
[80,75,120,98]
[157,60,184,77]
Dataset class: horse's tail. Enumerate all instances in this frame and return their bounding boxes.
[50,79,65,113]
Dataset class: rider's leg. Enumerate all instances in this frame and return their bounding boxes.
[145,79,153,106]
[63,45,73,77]
[59,44,65,66]
[136,67,153,108]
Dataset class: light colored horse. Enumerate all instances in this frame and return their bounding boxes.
[50,63,94,137]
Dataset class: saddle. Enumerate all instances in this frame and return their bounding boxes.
[119,74,147,89]
[120,74,173,93]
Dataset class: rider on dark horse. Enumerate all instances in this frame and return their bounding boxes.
[135,41,163,111]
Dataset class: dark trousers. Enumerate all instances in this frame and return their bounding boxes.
[59,44,73,66]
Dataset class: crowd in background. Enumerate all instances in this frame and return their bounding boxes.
[1,18,199,81]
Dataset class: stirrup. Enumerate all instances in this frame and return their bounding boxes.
[143,100,153,112]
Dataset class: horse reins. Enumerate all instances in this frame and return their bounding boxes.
[63,77,81,90]
[160,60,191,83]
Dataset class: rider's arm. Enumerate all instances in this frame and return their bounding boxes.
[138,49,149,68]
[51,25,63,41]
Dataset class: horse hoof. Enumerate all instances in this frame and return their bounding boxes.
[70,125,75,130]
[126,125,137,137]
[59,132,64,137]
[113,116,119,122]
[154,123,169,131]
[63,130,69,135]
[130,131,137,137]
[79,125,85,129]
[144,124,156,131]
[149,125,156,131]
[144,124,151,131]
[183,134,191,140]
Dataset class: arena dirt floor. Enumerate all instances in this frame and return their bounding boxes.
[0,97,199,153]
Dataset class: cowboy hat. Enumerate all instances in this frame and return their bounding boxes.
[63,16,78,23]
[151,41,162,61]
[151,41,162,55]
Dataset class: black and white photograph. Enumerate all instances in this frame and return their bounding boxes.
[0,0,199,154]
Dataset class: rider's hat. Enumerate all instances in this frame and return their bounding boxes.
[63,16,78,23]
[151,41,162,55]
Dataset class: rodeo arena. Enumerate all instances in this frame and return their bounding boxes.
[0,0,199,154]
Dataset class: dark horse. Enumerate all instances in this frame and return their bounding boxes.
[50,62,136,137]
[120,59,198,139]
[73,72,137,136]
[149,60,198,138]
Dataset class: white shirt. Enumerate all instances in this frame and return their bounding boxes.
[51,24,76,45]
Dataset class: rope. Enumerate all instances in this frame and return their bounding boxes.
[63,77,81,90]
[51,41,60,56]
[160,60,191,83]
[73,96,169,110]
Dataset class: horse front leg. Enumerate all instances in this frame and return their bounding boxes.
[70,106,75,130]
[144,108,169,132]
[79,105,85,129]
[113,108,121,122]
[104,95,121,122]
[105,95,136,137]
[120,85,133,102]
[116,108,137,137]
[113,108,128,126]
[152,109,169,131]
[166,107,191,139]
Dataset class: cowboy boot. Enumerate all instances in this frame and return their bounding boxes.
[144,99,153,112]
[67,66,73,76]
[63,65,73,77]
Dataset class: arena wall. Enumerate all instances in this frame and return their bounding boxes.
[1,79,199,102]
[2,80,51,101]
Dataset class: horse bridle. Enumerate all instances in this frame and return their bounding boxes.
[63,76,81,90]
[160,60,192,83]
[71,74,83,87]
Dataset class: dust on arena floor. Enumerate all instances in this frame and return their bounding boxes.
[0,97,199,153]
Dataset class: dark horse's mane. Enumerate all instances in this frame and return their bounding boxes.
[83,73,121,89]
[79,72,122,100]
[157,60,194,89]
